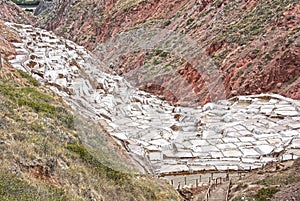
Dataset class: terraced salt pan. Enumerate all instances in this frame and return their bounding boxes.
[6,22,300,175]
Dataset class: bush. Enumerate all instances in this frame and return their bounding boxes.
[164,20,171,27]
[0,84,56,115]
[186,18,195,25]
[17,69,40,86]
[254,188,279,201]
[65,144,130,184]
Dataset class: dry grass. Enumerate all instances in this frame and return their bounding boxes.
[0,28,180,200]
[230,159,300,201]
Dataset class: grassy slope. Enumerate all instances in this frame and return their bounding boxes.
[0,23,181,201]
[229,159,300,201]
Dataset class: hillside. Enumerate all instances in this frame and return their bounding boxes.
[0,0,35,24]
[4,15,300,201]
[0,20,181,201]
[36,0,300,106]
[1,0,300,200]
[229,159,300,201]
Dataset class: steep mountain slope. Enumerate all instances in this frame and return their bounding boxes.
[229,159,300,201]
[0,0,35,24]
[37,0,300,106]
[7,20,300,179]
[1,1,300,200]
[0,20,181,201]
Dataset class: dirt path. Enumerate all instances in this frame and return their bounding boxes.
[209,183,228,201]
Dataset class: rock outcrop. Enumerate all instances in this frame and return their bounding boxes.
[0,0,35,24]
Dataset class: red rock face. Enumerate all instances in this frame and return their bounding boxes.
[0,20,21,58]
[39,0,300,106]
[0,1,35,25]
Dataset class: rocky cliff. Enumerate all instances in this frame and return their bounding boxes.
[36,0,300,106]
[0,0,35,24]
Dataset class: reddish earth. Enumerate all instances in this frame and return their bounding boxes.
[31,1,300,105]
[0,20,21,59]
[0,0,35,25]
[0,1,34,60]
[273,182,300,201]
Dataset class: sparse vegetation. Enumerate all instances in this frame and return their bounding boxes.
[254,188,279,201]
[0,43,180,200]
[164,20,171,27]
[153,59,162,65]
[155,49,169,58]
[231,159,300,200]
[0,170,66,201]
[17,69,40,86]
[186,18,195,25]
[66,143,130,184]
[0,84,57,115]
[264,53,273,61]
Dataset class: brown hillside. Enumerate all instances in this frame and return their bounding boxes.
[0,20,181,201]
[0,0,35,24]
[38,0,300,106]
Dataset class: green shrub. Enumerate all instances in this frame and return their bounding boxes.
[0,84,56,115]
[164,20,171,27]
[153,59,162,65]
[154,49,169,58]
[66,144,130,184]
[160,51,169,58]
[186,18,195,25]
[16,69,40,86]
[155,49,163,56]
[25,8,34,12]
[254,188,279,201]
[59,113,74,129]
[264,53,273,61]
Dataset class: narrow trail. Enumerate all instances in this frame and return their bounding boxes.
[206,182,229,201]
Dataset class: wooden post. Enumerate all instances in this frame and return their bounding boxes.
[200,175,202,182]
[211,173,214,180]
[184,177,187,185]
[177,182,180,190]
[0,52,2,70]
[291,153,294,160]
[171,180,174,186]
[196,179,198,187]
